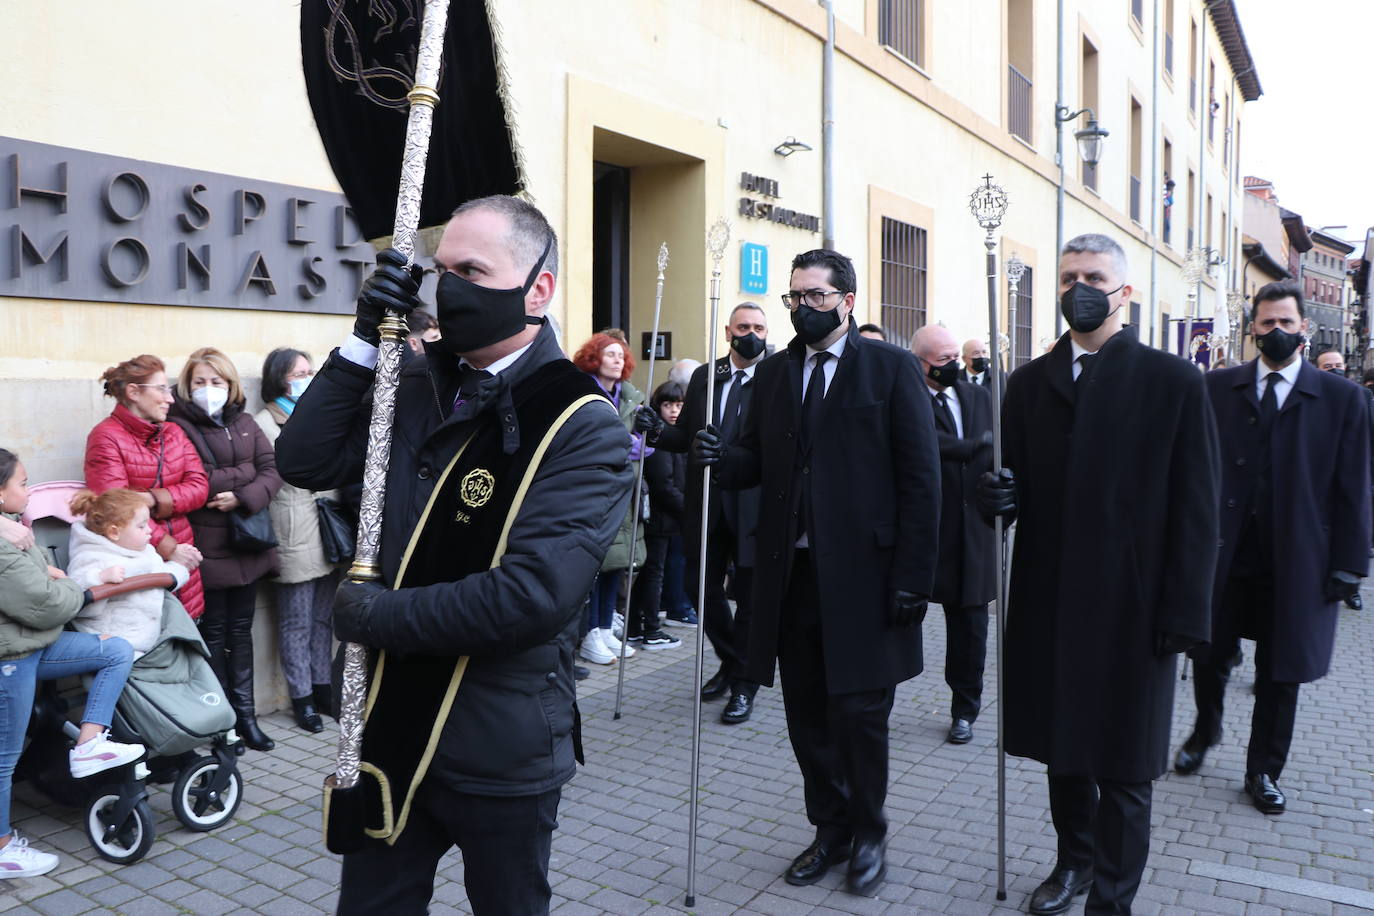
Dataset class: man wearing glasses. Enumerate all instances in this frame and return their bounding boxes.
[696,249,940,897]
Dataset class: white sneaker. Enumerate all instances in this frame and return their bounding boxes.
[579,629,616,665]
[70,733,145,779]
[611,612,625,639]
[0,833,58,878]
[599,627,635,658]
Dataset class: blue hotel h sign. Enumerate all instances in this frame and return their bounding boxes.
[740,242,767,295]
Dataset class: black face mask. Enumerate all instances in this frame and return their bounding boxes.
[1059,281,1124,333]
[927,358,960,388]
[434,236,551,354]
[790,302,846,345]
[730,332,766,360]
[969,357,989,374]
[1254,326,1303,364]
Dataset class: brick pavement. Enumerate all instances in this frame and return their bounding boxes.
[1,591,1371,915]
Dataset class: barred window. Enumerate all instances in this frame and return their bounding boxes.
[880,0,925,69]
[880,217,928,345]
[1010,266,1034,368]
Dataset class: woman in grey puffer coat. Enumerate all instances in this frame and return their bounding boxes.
[253,349,340,733]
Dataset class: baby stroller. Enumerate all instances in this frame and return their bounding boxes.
[17,482,243,863]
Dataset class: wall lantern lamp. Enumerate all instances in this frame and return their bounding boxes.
[773,137,813,157]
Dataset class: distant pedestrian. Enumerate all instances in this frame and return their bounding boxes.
[626,381,686,652]
[857,323,887,341]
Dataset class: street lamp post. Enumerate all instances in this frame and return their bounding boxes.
[1054,106,1110,334]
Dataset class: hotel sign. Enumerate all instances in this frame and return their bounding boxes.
[738,172,821,233]
[2,136,375,314]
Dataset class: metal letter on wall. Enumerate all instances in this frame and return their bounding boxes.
[0,136,373,314]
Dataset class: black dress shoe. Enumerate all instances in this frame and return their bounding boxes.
[846,839,886,896]
[1244,773,1286,814]
[701,669,728,701]
[291,697,324,733]
[783,835,851,886]
[1173,732,1212,775]
[574,665,590,681]
[721,691,753,724]
[947,718,973,744]
[1028,865,1093,915]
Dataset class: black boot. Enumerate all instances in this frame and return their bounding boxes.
[227,610,275,752]
[313,683,336,720]
[291,697,324,733]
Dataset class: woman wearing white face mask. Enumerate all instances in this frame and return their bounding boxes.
[168,347,283,752]
[253,349,341,734]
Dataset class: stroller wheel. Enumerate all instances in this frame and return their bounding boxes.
[171,755,242,832]
[85,795,156,864]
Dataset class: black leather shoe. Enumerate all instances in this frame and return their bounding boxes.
[845,839,886,896]
[783,835,851,886]
[1345,592,1363,610]
[1173,732,1213,775]
[291,697,324,733]
[1028,865,1093,915]
[1244,773,1286,814]
[721,691,753,724]
[947,718,973,744]
[701,669,728,701]
[236,715,276,752]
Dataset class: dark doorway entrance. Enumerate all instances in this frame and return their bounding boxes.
[592,162,631,335]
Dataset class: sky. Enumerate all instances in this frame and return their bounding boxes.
[1237,0,1372,253]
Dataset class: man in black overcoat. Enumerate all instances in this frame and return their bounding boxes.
[635,302,769,724]
[696,249,941,897]
[1173,281,1370,815]
[978,233,1220,916]
[276,196,632,916]
[911,324,995,745]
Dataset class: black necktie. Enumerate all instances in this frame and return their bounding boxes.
[1259,371,1280,425]
[799,351,831,457]
[453,366,493,413]
[719,370,746,443]
[1075,353,1096,384]
[934,390,957,434]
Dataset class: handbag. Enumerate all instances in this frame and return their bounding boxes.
[316,497,356,565]
[182,414,278,553]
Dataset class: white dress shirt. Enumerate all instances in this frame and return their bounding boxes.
[1069,338,1100,381]
[929,383,964,438]
[1256,355,1302,410]
[967,370,986,387]
[716,360,758,425]
[801,333,848,396]
[339,333,533,378]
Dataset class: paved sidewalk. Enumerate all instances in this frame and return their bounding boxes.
[2,593,1372,915]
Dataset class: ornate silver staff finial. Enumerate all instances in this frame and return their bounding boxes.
[997,332,1012,356]
[1006,253,1026,287]
[657,242,670,276]
[1181,247,1209,287]
[969,174,1010,251]
[706,218,731,267]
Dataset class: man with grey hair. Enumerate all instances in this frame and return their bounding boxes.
[278,194,632,914]
[978,232,1220,915]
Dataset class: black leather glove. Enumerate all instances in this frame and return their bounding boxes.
[633,405,665,442]
[693,424,727,466]
[354,248,423,345]
[334,580,386,644]
[1154,631,1199,656]
[976,468,1016,524]
[1324,570,1361,603]
[887,589,929,627]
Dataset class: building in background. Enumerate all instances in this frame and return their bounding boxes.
[1300,228,1355,355]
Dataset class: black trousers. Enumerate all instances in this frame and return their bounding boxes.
[338,780,560,915]
[1048,772,1152,915]
[943,604,988,722]
[1192,573,1300,778]
[689,524,756,696]
[777,550,895,844]
[628,533,671,638]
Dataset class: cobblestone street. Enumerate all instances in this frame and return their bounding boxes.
[2,591,1371,916]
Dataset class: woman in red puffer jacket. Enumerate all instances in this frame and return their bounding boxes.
[84,355,208,619]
